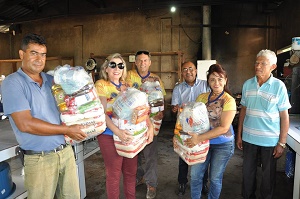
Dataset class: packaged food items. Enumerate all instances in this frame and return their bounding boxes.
[112,87,149,158]
[179,102,210,134]
[112,119,148,158]
[54,65,92,95]
[53,65,106,144]
[174,138,209,165]
[173,102,210,165]
[151,118,162,136]
[140,77,164,135]
[52,84,68,112]
[112,87,149,123]
[64,114,106,145]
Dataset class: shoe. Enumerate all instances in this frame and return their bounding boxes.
[202,184,208,195]
[178,183,187,196]
[136,177,145,187]
[146,185,156,199]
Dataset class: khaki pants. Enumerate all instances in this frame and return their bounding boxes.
[24,145,80,199]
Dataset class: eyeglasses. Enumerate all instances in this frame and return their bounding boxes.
[108,62,125,69]
[182,67,194,72]
[135,50,150,56]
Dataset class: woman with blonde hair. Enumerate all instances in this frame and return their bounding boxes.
[95,53,153,199]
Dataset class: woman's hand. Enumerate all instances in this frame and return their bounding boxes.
[184,132,200,148]
[117,129,133,143]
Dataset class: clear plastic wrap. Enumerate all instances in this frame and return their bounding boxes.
[112,87,148,122]
[173,102,210,165]
[111,87,149,158]
[179,102,210,134]
[54,65,92,95]
[52,65,106,144]
[140,78,164,135]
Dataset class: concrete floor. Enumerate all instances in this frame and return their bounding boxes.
[84,121,294,199]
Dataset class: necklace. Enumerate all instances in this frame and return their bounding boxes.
[136,69,150,80]
[208,90,224,104]
[110,81,122,89]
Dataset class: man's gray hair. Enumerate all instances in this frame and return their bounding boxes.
[257,49,277,65]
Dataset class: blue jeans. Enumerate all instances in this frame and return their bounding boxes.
[191,139,234,199]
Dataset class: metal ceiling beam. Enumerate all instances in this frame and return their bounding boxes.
[167,24,281,29]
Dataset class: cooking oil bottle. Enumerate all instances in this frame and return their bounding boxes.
[52,84,68,112]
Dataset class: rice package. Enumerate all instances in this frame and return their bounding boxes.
[52,65,106,144]
[112,119,148,158]
[111,87,149,158]
[140,77,164,135]
[173,102,210,165]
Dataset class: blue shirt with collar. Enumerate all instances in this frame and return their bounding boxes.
[1,68,65,151]
[240,75,291,146]
[171,78,210,106]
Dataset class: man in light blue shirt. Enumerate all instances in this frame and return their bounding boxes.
[236,49,291,199]
[171,61,210,196]
[1,33,87,199]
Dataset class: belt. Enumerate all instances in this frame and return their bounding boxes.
[23,144,68,156]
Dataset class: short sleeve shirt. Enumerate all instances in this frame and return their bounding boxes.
[171,79,210,106]
[126,69,166,96]
[95,79,129,136]
[196,92,236,144]
[240,75,291,146]
[1,68,65,151]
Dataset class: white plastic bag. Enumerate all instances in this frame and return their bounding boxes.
[54,65,92,94]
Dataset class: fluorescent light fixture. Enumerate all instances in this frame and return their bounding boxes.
[277,45,291,55]
[170,6,176,12]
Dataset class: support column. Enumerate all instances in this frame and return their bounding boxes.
[202,6,211,60]
[73,25,83,66]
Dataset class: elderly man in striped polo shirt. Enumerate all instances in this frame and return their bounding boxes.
[236,49,291,199]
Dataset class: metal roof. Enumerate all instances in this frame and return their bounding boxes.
[0,0,284,33]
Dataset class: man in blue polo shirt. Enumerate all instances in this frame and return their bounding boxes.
[171,61,210,196]
[1,33,87,199]
[236,49,291,199]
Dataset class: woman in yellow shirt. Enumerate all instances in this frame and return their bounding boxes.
[185,64,236,199]
[95,53,153,199]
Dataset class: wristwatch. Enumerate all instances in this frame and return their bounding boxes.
[278,142,286,149]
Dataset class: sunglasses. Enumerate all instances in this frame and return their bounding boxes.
[108,62,125,69]
[135,50,150,56]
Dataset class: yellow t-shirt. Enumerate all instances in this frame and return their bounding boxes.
[196,91,236,144]
[95,79,130,116]
[126,69,166,96]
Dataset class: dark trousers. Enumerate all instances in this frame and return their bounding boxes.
[137,136,158,187]
[178,157,208,185]
[242,141,277,199]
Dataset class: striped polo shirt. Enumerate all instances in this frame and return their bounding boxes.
[240,75,291,147]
